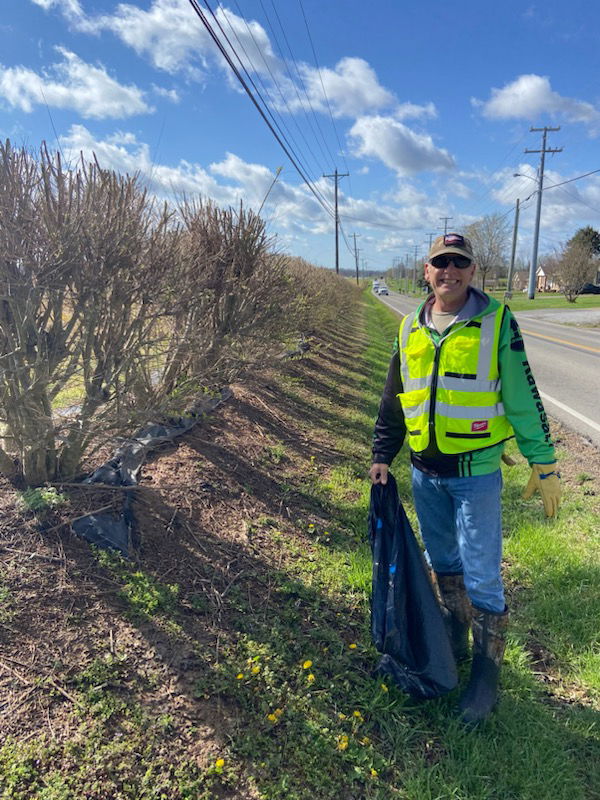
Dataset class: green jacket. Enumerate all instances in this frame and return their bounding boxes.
[372,289,556,477]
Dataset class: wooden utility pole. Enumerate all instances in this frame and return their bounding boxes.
[524,126,562,299]
[352,233,361,286]
[323,168,349,273]
[439,217,453,235]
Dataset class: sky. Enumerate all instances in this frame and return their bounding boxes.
[2,0,600,273]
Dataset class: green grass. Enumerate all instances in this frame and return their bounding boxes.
[488,290,600,312]
[1,291,598,799]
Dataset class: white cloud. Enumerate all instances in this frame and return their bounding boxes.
[395,101,437,121]
[57,125,328,227]
[152,84,180,102]
[42,0,281,83]
[349,115,455,176]
[0,47,151,118]
[474,74,600,126]
[295,57,395,118]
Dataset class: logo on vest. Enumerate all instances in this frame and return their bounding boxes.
[471,420,488,432]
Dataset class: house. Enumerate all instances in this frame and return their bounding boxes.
[535,263,560,292]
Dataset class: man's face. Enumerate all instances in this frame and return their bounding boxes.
[424,255,476,307]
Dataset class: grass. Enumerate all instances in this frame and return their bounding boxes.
[1,291,598,799]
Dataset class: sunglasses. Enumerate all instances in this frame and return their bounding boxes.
[430,254,472,269]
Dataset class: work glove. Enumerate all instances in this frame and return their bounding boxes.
[522,463,561,518]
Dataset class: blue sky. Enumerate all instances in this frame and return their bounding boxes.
[2,0,599,272]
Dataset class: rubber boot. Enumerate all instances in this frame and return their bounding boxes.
[457,606,509,725]
[435,573,471,662]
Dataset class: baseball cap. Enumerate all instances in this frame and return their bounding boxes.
[428,233,474,262]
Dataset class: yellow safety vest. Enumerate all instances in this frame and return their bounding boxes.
[398,305,514,454]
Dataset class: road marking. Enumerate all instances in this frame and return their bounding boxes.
[539,391,600,434]
[520,328,600,353]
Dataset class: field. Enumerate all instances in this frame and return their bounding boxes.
[1,292,598,799]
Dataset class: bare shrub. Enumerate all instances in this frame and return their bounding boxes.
[556,240,597,302]
[0,143,177,482]
[0,143,343,484]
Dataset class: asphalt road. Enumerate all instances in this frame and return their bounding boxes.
[375,290,600,448]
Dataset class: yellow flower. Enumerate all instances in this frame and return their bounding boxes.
[349,643,357,649]
[323,531,329,535]
[360,736,371,745]
[338,712,347,720]
[236,673,244,680]
[215,758,225,769]
[353,710,364,722]
[302,660,313,669]
[380,683,388,692]
[274,708,283,717]
[267,713,278,723]
[308,523,315,529]
[251,665,260,674]
[337,734,349,751]
[307,673,315,683]
[370,768,378,778]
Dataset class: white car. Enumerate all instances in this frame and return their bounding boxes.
[377,286,389,295]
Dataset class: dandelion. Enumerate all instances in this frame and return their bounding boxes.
[360,736,371,745]
[274,708,283,717]
[267,713,278,723]
[348,643,357,649]
[302,659,313,669]
[337,734,349,751]
[251,665,260,674]
[353,710,364,722]
[338,712,347,720]
[370,768,378,778]
[308,523,315,530]
[380,683,388,692]
[215,758,225,773]
[323,531,329,536]
[307,673,315,683]
[236,673,244,680]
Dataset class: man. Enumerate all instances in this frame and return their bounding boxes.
[369,233,560,724]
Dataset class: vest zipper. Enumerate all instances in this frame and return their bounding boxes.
[428,339,443,444]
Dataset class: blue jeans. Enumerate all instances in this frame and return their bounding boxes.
[411,467,505,613]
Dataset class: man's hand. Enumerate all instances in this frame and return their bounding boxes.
[522,463,561,518]
[369,463,389,485]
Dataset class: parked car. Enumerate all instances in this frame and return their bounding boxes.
[580,282,600,294]
[377,286,389,295]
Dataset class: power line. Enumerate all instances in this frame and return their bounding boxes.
[298,0,351,184]
[186,0,335,219]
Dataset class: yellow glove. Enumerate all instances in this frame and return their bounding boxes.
[522,464,561,518]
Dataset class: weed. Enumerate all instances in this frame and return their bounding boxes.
[19,486,68,513]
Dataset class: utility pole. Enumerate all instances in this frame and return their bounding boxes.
[426,232,436,257]
[506,198,520,299]
[439,217,453,235]
[525,126,562,299]
[352,233,361,286]
[405,252,410,293]
[323,168,349,274]
[413,245,419,293]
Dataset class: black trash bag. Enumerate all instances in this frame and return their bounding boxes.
[368,473,458,698]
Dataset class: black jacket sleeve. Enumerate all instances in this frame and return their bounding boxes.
[372,352,407,464]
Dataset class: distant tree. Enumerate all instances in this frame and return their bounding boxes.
[465,213,510,291]
[556,240,597,302]
[567,226,600,256]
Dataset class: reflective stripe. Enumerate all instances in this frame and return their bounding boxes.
[436,401,505,419]
[438,375,499,392]
[402,376,430,391]
[399,312,415,387]
[476,313,497,380]
[403,399,430,418]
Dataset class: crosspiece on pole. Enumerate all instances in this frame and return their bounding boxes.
[524,126,563,300]
[323,168,349,274]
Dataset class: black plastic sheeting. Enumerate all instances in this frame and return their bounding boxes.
[368,473,458,699]
[72,388,232,556]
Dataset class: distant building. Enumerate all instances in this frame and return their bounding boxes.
[536,264,560,292]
